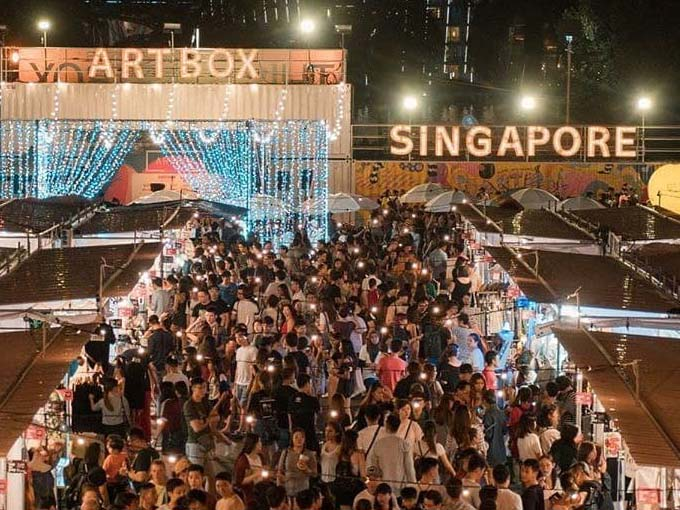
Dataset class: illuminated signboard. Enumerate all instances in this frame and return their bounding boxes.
[389,125,639,160]
[10,47,345,85]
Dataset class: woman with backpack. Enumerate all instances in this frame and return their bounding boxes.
[88,377,130,438]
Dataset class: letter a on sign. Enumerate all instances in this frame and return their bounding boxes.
[89,48,114,79]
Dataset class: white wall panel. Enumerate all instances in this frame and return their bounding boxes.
[0,83,351,157]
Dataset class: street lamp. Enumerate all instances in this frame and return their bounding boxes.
[37,19,50,47]
[637,96,652,163]
[300,18,316,35]
[300,18,316,82]
[402,95,418,112]
[519,95,537,111]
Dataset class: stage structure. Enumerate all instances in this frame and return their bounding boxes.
[0,46,352,245]
[0,119,329,245]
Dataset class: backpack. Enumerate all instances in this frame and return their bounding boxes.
[422,325,444,360]
[333,319,355,341]
[62,461,88,510]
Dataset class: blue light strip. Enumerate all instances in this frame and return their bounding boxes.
[0,119,329,244]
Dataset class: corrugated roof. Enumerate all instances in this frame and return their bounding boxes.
[458,205,591,240]
[0,243,161,306]
[0,328,90,456]
[78,205,193,234]
[77,200,246,235]
[553,326,680,468]
[485,246,680,312]
[0,197,91,233]
[571,206,680,240]
[627,243,680,282]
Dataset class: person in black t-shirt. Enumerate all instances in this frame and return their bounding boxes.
[274,368,299,451]
[288,374,320,452]
[285,333,310,374]
[128,427,160,491]
[521,459,545,510]
[145,315,175,374]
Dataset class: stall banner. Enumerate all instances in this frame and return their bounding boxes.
[354,161,650,201]
[56,388,73,401]
[25,425,46,441]
[604,431,622,458]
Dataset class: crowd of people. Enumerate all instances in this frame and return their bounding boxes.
[30,194,614,510]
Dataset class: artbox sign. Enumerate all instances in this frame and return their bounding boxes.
[88,48,258,80]
[389,125,640,160]
[13,47,345,85]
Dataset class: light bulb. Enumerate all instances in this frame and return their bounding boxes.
[245,415,255,424]
[380,326,388,335]
[196,354,204,362]
[370,306,378,314]
[168,455,178,463]
[419,372,427,380]
[330,410,339,418]
[267,364,276,373]
[100,328,107,336]
[192,287,199,293]
[261,469,270,478]
[357,261,365,268]
[176,330,183,338]
[76,437,85,446]
[412,401,422,409]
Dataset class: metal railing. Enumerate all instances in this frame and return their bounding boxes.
[351,123,680,163]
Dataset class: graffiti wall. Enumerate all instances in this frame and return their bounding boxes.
[355,161,652,200]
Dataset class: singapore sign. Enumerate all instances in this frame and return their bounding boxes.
[389,125,640,160]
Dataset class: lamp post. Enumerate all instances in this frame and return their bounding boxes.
[402,95,418,161]
[565,35,573,123]
[637,96,652,163]
[37,19,50,48]
[37,19,50,80]
[300,18,316,82]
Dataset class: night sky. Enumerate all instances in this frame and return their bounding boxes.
[3,0,680,123]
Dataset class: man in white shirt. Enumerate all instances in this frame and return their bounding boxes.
[234,329,258,432]
[231,287,259,333]
[366,415,416,492]
[357,404,386,455]
[492,464,522,510]
[163,357,190,388]
[150,277,172,316]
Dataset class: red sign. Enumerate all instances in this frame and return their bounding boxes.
[57,388,73,401]
[25,425,46,440]
[0,479,7,494]
[507,286,521,298]
[575,392,593,406]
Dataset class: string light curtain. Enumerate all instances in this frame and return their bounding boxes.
[160,121,253,206]
[36,120,139,199]
[158,120,329,246]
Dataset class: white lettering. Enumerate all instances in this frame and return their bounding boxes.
[180,49,202,79]
[390,125,414,156]
[236,49,259,80]
[208,49,234,78]
[527,126,550,157]
[615,126,637,158]
[419,125,428,156]
[435,126,460,157]
[497,126,524,157]
[147,48,171,79]
[89,48,114,79]
[587,126,611,158]
[121,48,144,79]
[466,126,492,157]
[552,126,582,157]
